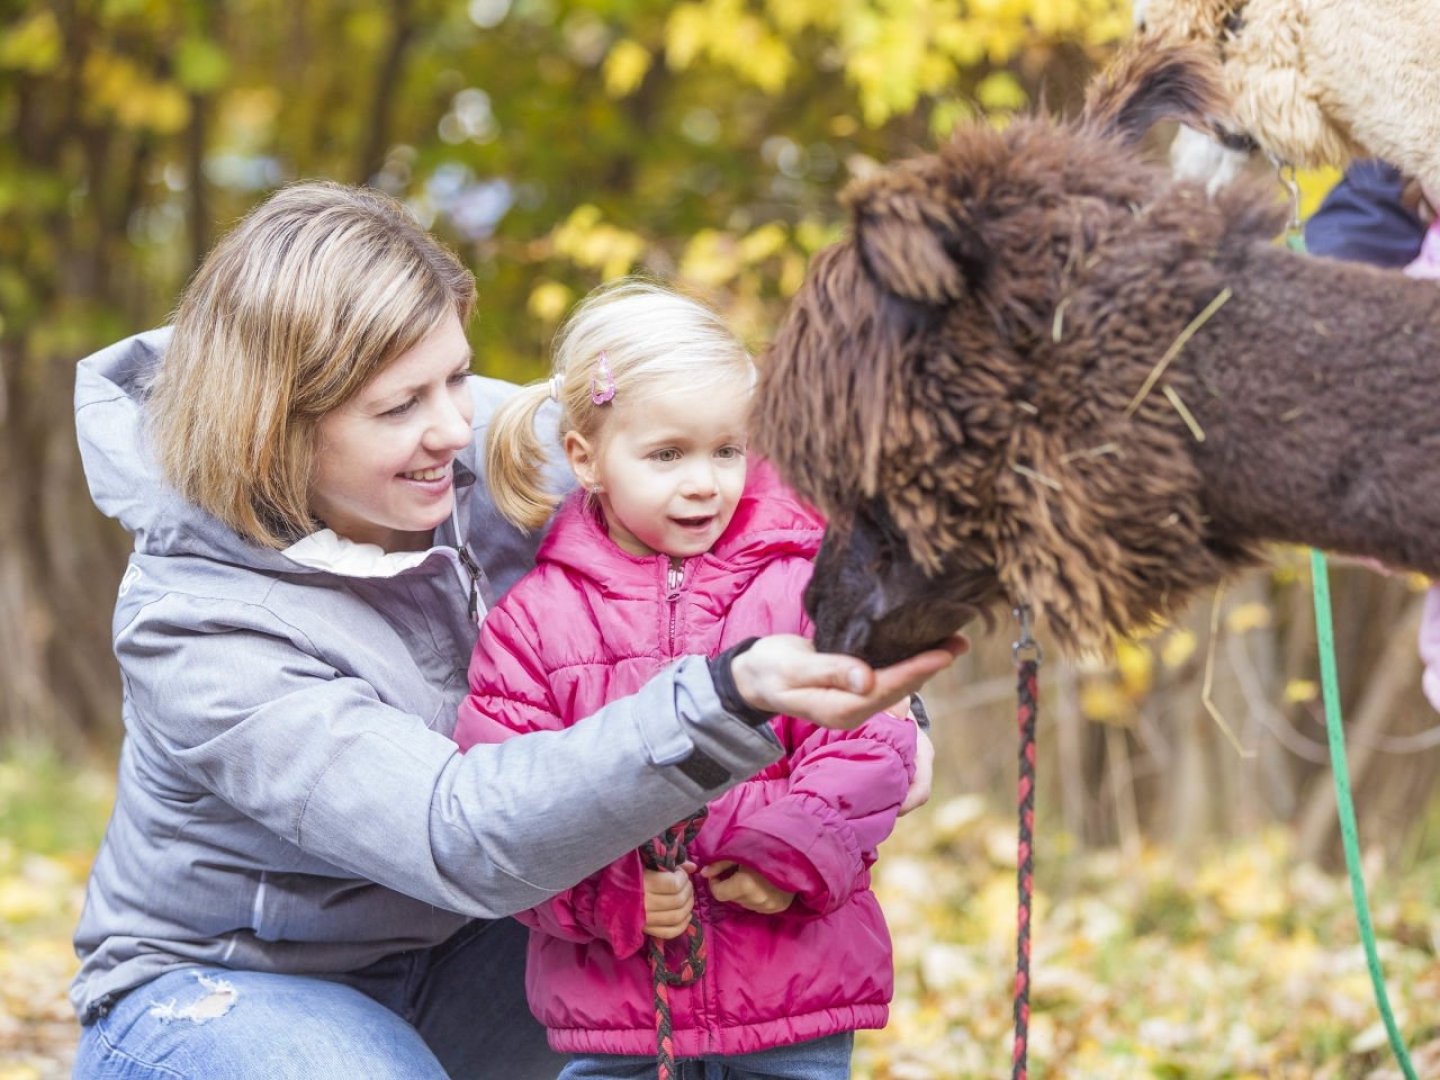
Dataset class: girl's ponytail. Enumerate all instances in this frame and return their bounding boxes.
[485,382,559,531]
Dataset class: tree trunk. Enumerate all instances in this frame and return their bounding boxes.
[0,338,128,752]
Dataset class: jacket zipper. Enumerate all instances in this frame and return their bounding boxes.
[456,544,481,623]
[665,559,684,653]
[665,555,720,1048]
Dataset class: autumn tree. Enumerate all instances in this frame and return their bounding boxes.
[6,0,1435,859]
[0,0,1127,742]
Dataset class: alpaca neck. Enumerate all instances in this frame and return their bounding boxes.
[1182,244,1440,575]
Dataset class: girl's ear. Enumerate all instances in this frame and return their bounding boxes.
[564,431,598,489]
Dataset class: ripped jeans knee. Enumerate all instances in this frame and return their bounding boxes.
[74,967,446,1079]
[145,972,238,1024]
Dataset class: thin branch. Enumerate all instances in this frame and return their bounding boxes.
[1201,585,1256,758]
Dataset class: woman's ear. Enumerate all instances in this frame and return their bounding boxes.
[564,431,598,490]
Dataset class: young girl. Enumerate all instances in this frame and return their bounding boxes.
[454,280,917,1078]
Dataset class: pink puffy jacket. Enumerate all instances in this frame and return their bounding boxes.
[455,461,915,1057]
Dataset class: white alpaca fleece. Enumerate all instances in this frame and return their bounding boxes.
[1141,0,1440,188]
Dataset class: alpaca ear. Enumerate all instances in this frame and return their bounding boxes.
[842,168,979,305]
[1083,41,1228,146]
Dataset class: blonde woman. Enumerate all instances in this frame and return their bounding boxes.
[70,181,961,1079]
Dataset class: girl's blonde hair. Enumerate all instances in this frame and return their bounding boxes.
[487,279,753,530]
[148,181,476,548]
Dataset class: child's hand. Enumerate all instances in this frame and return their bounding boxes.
[899,727,934,816]
[701,861,794,914]
[642,862,696,939]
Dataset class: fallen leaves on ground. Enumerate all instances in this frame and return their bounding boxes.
[858,794,1440,1079]
[2,758,1437,1078]
[0,751,112,1080]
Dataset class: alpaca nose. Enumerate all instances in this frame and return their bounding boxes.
[807,588,873,660]
[831,619,875,661]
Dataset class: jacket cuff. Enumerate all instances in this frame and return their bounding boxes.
[707,638,775,727]
[587,854,648,959]
[710,792,863,914]
[635,656,781,800]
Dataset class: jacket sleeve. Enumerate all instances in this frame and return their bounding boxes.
[707,712,916,916]
[1304,160,1424,268]
[456,597,648,953]
[115,591,782,920]
[512,852,648,958]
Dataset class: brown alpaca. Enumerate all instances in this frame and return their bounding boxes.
[754,44,1440,667]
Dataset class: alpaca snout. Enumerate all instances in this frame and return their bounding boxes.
[810,607,881,665]
[809,604,933,670]
[806,560,995,668]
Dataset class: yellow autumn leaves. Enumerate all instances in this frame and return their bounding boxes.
[530,210,842,334]
[0,11,235,135]
[527,0,1138,322]
[858,797,1440,1077]
[606,0,1133,124]
[0,753,112,1078]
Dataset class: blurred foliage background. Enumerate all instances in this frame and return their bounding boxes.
[3,0,1440,1075]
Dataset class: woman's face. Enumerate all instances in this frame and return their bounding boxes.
[309,313,475,552]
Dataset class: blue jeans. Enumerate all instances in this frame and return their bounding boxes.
[74,918,563,1079]
[559,1032,854,1080]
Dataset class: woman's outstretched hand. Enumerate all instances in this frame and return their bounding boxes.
[729,633,966,731]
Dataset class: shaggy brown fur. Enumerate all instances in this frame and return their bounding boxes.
[754,44,1440,666]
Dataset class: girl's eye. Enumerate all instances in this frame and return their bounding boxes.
[652,448,682,463]
[716,445,745,460]
[447,372,469,388]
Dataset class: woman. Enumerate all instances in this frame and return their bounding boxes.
[70,181,959,1078]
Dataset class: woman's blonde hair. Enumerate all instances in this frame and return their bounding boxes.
[148,180,476,548]
[487,279,753,530]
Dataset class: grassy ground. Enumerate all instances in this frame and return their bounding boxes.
[0,747,112,1079]
[2,751,1437,1079]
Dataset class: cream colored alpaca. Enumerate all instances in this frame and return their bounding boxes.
[1137,0,1440,189]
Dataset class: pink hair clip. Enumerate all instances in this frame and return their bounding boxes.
[590,351,616,405]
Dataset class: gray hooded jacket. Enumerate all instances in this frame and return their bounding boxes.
[71,329,782,1022]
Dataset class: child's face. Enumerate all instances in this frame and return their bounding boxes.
[570,375,750,559]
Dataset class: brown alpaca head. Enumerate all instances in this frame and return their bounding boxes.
[756,43,1281,662]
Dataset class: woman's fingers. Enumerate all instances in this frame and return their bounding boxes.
[866,640,966,707]
[730,633,966,730]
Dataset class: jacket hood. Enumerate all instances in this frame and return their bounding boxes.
[536,458,823,593]
[74,328,476,575]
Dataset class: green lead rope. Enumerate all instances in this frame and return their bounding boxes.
[1310,548,1417,1079]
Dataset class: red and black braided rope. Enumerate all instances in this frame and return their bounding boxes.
[639,810,708,1080]
[1013,656,1038,1080]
